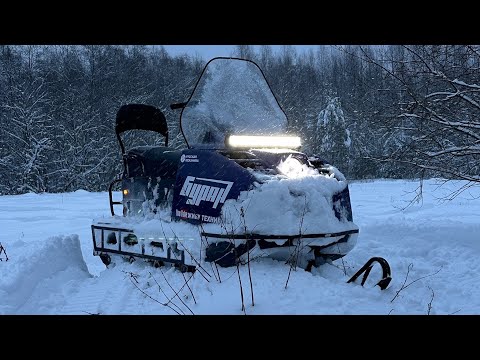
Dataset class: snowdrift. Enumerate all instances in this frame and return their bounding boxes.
[0,235,91,314]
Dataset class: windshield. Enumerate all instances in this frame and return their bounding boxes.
[180,58,288,149]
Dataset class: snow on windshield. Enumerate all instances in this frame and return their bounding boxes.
[181,58,288,148]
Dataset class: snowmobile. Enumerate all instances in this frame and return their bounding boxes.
[91,57,391,290]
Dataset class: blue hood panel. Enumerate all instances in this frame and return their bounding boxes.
[172,150,256,224]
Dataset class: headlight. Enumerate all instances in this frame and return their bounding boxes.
[227,135,301,149]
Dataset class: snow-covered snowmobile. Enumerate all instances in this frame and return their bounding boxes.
[91,57,391,289]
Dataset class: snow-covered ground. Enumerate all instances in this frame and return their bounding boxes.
[1,179,479,315]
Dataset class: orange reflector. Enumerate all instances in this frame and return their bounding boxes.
[123,189,129,196]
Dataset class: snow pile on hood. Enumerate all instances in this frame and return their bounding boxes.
[277,155,321,178]
[202,160,357,236]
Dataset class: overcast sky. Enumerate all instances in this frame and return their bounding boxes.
[162,45,320,60]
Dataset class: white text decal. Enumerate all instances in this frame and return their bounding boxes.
[179,176,234,208]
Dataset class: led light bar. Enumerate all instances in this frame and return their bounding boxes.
[227,135,301,149]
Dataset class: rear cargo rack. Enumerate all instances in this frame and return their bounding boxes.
[91,224,195,272]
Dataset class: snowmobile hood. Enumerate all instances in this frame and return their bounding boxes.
[180,58,289,149]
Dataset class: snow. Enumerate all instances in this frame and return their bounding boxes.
[1,179,480,314]
[202,162,357,237]
[317,97,345,128]
[345,128,351,147]
[452,79,480,89]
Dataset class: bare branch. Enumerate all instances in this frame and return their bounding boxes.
[0,243,8,261]
[391,264,442,303]
[427,286,435,315]
[128,275,181,315]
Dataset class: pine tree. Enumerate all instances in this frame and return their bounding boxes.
[315,97,351,173]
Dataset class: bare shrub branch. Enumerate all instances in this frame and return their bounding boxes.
[391,263,442,303]
[156,270,195,315]
[427,286,435,315]
[285,197,308,289]
[128,275,181,315]
[0,243,8,261]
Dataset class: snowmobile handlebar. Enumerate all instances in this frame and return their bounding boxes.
[170,102,187,110]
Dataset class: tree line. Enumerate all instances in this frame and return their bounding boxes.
[1,45,478,195]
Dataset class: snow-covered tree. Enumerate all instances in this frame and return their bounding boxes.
[2,44,478,194]
[315,97,351,173]
[0,46,54,193]
[232,45,256,60]
[357,45,480,186]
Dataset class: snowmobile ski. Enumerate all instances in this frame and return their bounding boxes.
[347,257,392,290]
